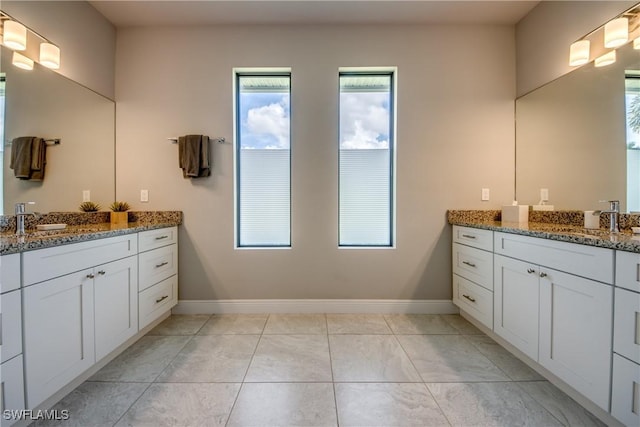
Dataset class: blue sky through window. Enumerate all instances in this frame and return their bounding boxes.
[239,92,290,149]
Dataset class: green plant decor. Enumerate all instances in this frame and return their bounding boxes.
[79,201,101,212]
[109,201,130,212]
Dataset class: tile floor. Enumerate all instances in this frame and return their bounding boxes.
[35,314,606,427]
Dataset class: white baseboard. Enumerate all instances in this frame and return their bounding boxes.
[172,299,458,314]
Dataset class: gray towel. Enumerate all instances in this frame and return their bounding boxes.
[29,138,46,181]
[179,135,210,178]
[9,136,35,179]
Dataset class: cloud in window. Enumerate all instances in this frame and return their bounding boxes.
[340,92,390,149]
[245,96,290,149]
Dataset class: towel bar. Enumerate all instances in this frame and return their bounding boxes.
[167,137,226,144]
[6,138,60,146]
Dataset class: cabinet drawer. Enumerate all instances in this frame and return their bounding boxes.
[23,234,138,286]
[614,287,640,365]
[494,232,614,284]
[617,251,640,293]
[1,355,25,427]
[1,254,20,294]
[452,243,493,291]
[611,354,640,427]
[1,290,22,363]
[139,275,177,330]
[452,274,492,329]
[452,226,493,251]
[138,227,178,253]
[139,244,178,292]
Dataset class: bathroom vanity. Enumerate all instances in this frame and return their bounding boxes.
[449,211,640,427]
[0,213,180,425]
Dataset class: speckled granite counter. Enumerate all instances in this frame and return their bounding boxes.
[448,210,640,254]
[0,211,182,255]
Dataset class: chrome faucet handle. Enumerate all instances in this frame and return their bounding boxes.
[598,200,620,212]
[15,201,35,214]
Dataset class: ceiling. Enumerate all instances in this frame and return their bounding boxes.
[90,0,540,27]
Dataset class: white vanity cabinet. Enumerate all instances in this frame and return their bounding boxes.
[612,251,640,426]
[0,253,25,427]
[451,226,494,329]
[138,227,178,330]
[22,234,138,408]
[493,254,539,361]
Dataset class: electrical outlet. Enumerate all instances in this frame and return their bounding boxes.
[82,190,90,202]
[540,188,549,202]
[140,189,149,203]
[481,188,490,201]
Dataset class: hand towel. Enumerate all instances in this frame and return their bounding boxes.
[9,136,35,178]
[179,135,211,178]
[29,138,46,181]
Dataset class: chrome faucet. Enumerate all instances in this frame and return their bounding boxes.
[593,200,620,234]
[15,202,36,236]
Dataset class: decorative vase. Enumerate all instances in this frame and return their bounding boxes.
[110,211,128,225]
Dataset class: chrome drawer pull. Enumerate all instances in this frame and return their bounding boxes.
[527,268,536,274]
[540,272,548,278]
[462,294,476,303]
[462,261,476,268]
[155,295,169,303]
[155,261,169,268]
[86,273,95,279]
[97,270,106,276]
[155,235,169,240]
[461,234,476,239]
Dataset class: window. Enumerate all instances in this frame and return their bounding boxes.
[235,73,291,247]
[339,71,395,247]
[625,72,640,212]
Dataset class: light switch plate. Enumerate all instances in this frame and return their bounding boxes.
[540,188,549,202]
[82,190,90,202]
[140,189,149,202]
[481,188,490,201]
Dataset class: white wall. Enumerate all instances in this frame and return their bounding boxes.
[116,24,515,301]
[516,1,636,97]
[2,0,116,98]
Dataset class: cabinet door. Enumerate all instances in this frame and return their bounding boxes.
[611,354,640,427]
[494,254,539,361]
[94,256,138,361]
[539,267,612,411]
[23,270,95,409]
[1,290,22,363]
[1,356,25,427]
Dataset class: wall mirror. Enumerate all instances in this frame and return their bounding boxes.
[0,45,115,215]
[515,41,640,213]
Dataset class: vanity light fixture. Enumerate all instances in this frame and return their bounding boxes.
[569,40,590,66]
[634,37,640,49]
[604,17,629,48]
[39,42,60,69]
[12,51,33,70]
[3,20,27,50]
[594,50,616,67]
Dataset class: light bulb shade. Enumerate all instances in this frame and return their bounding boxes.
[569,40,590,66]
[3,20,27,50]
[604,17,628,48]
[595,50,616,67]
[39,43,60,69]
[12,51,33,70]
[634,37,640,50]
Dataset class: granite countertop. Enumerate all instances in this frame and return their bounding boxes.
[448,210,640,254]
[0,211,182,255]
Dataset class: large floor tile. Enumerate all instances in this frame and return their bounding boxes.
[33,382,148,427]
[115,383,240,427]
[198,314,268,334]
[427,382,562,426]
[384,314,458,334]
[330,335,421,382]
[156,335,259,382]
[227,383,337,427]
[89,336,190,382]
[147,314,211,336]
[518,381,606,427]
[327,314,392,334]
[335,383,449,427]
[442,314,484,335]
[263,314,328,334]
[466,335,544,381]
[245,335,332,382]
[398,335,509,382]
